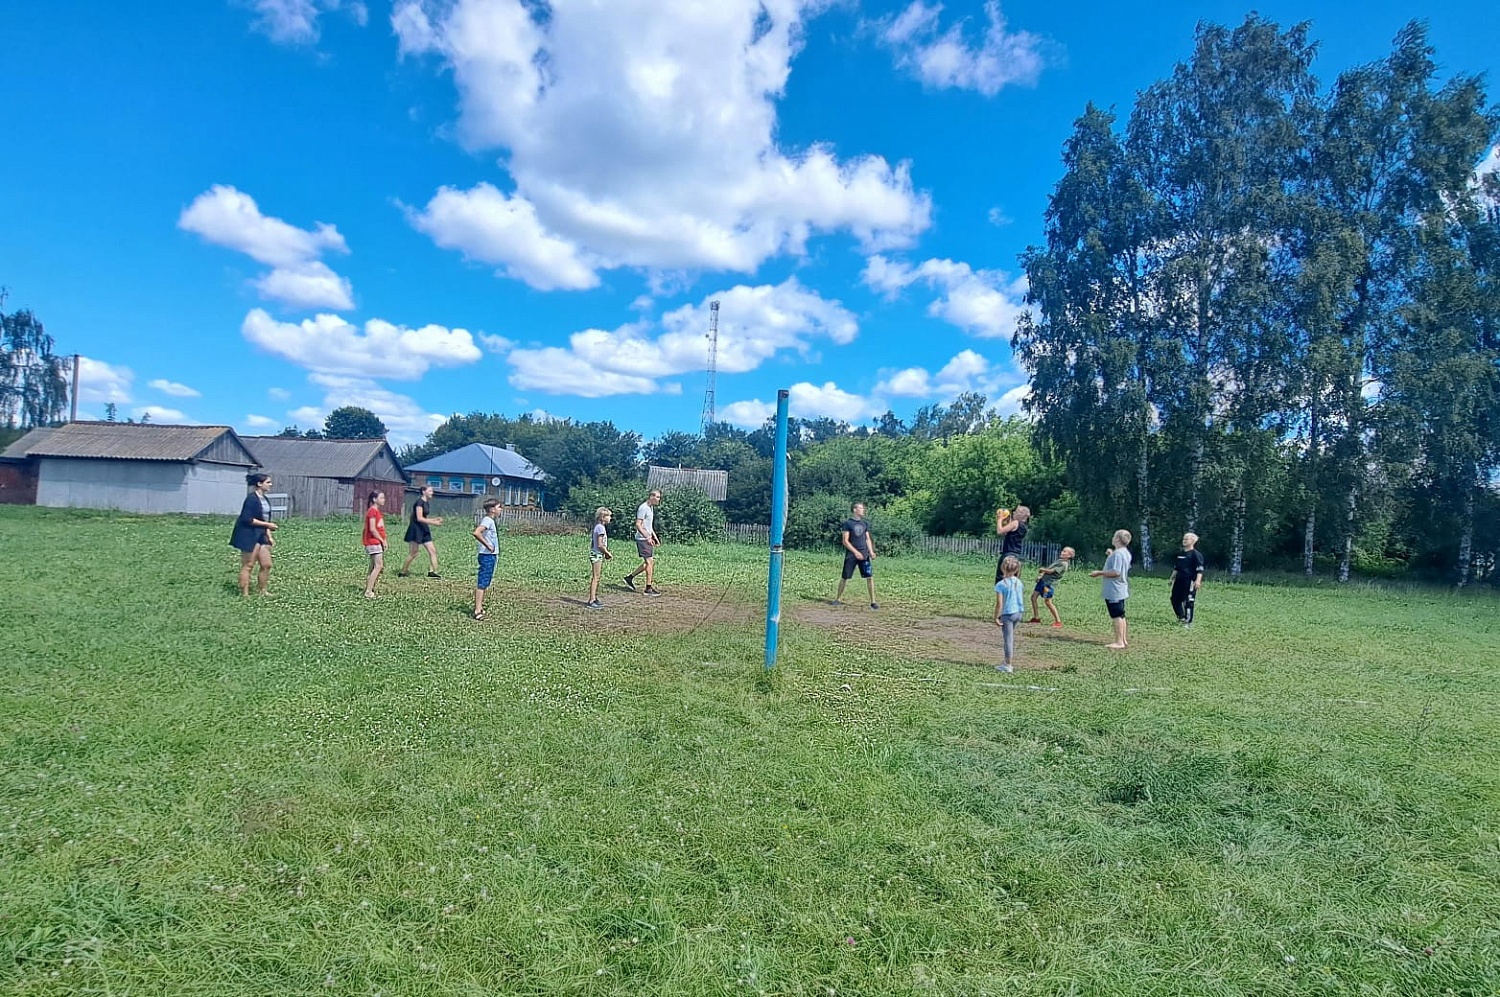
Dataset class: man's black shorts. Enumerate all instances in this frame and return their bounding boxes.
[842,553,873,580]
[1106,599,1127,619]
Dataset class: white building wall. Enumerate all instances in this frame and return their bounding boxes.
[36,459,247,514]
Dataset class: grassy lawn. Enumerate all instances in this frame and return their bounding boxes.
[1,506,1498,996]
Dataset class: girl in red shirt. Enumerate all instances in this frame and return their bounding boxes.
[363,490,387,598]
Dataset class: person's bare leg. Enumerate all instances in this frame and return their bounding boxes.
[239,551,254,596]
[401,543,420,575]
[1029,589,1041,620]
[834,576,847,602]
[474,587,486,617]
[255,547,272,595]
[425,542,440,574]
[1108,617,1127,648]
[866,575,876,606]
[588,562,601,603]
[365,554,383,597]
[643,556,655,588]
[1045,597,1061,625]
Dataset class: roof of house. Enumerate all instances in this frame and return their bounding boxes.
[1,422,257,465]
[241,436,406,481]
[405,442,547,482]
[647,465,729,501]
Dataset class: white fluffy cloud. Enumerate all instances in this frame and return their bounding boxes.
[993,383,1031,418]
[242,308,483,379]
[134,405,191,424]
[290,374,446,445]
[507,279,857,396]
[253,261,355,311]
[878,1,1044,96]
[246,0,368,46]
[243,414,281,430]
[877,349,994,399]
[148,378,201,398]
[863,255,1028,340]
[179,185,355,310]
[720,381,879,427]
[78,358,134,405]
[395,0,932,289]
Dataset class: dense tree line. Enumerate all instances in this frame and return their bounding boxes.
[1014,17,1499,584]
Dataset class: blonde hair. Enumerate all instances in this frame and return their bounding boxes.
[1183,532,1199,545]
[1061,546,1075,558]
[1001,555,1021,577]
[1113,529,1133,547]
[1014,505,1031,521]
[595,506,612,523]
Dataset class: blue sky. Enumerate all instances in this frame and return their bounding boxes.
[2,0,1495,445]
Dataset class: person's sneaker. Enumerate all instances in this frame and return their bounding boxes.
[995,663,1014,674]
[829,599,843,606]
[586,600,603,609]
[1026,617,1042,624]
[1051,621,1064,629]
[870,602,879,610]
[397,570,410,578]
[623,575,637,591]
[427,572,442,579]
[644,587,662,597]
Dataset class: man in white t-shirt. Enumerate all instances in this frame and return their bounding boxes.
[622,489,663,596]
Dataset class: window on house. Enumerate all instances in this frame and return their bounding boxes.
[450,478,464,492]
[470,479,486,494]
[426,476,441,489]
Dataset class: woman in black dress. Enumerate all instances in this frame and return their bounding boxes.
[231,472,279,596]
[398,485,445,578]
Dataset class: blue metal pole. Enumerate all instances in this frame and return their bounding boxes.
[764,389,790,670]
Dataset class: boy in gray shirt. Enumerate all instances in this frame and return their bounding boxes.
[1089,529,1133,649]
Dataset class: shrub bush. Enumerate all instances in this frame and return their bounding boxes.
[562,479,649,540]
[784,492,854,551]
[657,486,727,543]
[866,508,922,556]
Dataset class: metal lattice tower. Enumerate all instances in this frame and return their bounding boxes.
[701,300,720,432]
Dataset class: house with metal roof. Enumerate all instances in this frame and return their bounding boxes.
[404,443,548,508]
[241,437,408,518]
[0,422,258,514]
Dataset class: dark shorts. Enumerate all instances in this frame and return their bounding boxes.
[1106,599,1127,619]
[842,553,873,580]
[635,539,656,559]
[476,553,497,590]
[405,524,432,544]
[1034,579,1055,600]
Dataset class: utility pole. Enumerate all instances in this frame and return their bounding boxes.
[70,354,80,422]
[700,300,720,434]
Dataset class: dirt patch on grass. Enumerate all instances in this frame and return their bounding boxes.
[791,603,1076,671]
[538,586,760,635]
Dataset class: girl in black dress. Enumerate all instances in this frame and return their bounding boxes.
[231,472,279,596]
[398,485,445,578]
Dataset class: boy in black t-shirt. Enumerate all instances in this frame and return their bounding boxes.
[833,502,878,609]
[1171,532,1206,626]
[995,505,1031,582]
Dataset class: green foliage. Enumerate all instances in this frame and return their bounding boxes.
[865,507,923,556]
[323,406,387,440]
[783,492,854,551]
[656,486,727,543]
[1,302,69,429]
[907,420,1042,535]
[561,478,649,540]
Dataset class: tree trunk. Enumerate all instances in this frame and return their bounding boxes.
[1188,436,1204,532]
[1137,428,1154,571]
[1303,510,1316,576]
[1338,483,1355,583]
[1303,404,1318,576]
[1231,483,1246,579]
[1457,481,1475,588]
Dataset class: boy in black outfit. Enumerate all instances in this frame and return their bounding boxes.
[1171,532,1206,626]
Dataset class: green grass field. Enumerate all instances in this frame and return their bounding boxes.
[1,507,1498,996]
